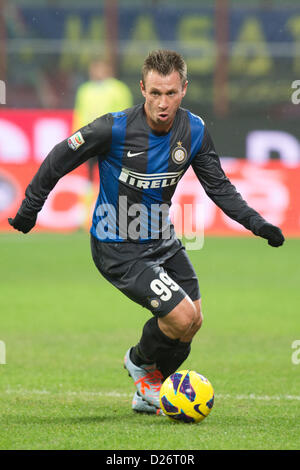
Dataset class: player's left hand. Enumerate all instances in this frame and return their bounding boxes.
[257,223,285,247]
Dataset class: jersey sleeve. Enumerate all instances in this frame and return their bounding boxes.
[18,113,113,219]
[191,125,267,235]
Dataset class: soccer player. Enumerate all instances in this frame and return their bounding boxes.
[9,50,284,415]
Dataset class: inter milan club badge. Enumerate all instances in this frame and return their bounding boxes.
[172,141,188,164]
[150,298,161,309]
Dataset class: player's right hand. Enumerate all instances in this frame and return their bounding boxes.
[8,213,37,234]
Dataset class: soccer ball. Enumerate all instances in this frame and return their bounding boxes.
[159,370,214,423]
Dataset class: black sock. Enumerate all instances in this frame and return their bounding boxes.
[130,317,192,378]
[156,341,191,379]
[130,344,153,366]
[130,316,179,366]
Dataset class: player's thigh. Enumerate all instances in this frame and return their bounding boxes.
[159,247,202,337]
[163,242,201,304]
[126,262,189,317]
[90,236,187,317]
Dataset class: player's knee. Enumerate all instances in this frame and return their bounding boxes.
[177,302,198,336]
[193,300,203,332]
[158,299,200,340]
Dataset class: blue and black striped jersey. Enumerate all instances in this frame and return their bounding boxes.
[19,103,267,242]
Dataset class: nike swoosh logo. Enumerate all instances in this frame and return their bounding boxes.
[127,150,144,158]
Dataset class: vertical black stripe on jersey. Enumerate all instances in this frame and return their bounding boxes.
[161,108,192,203]
[95,111,128,241]
[117,105,150,241]
[187,111,205,160]
[142,127,172,239]
[158,109,192,235]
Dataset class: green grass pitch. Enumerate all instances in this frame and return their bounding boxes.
[0,232,299,450]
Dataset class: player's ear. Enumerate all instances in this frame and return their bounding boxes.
[140,80,146,98]
[181,80,188,98]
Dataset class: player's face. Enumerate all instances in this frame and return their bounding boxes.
[140,70,188,133]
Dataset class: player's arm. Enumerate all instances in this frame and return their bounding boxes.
[192,125,284,247]
[8,113,113,234]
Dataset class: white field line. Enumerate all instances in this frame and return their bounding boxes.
[2,389,300,401]
[2,389,132,398]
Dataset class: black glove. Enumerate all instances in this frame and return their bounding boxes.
[8,213,37,234]
[257,223,285,247]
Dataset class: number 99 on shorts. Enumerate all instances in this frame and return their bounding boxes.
[150,272,179,301]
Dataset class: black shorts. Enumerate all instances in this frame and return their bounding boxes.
[90,235,200,317]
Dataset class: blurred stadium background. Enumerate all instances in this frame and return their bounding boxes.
[0,0,300,236]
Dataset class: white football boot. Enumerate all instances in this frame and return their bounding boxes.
[132,391,164,415]
[124,348,163,409]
